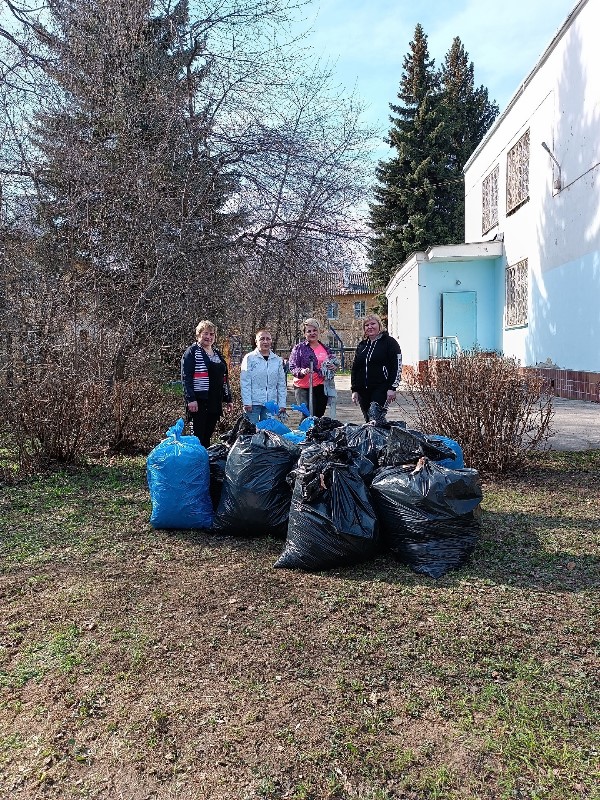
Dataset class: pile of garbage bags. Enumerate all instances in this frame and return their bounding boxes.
[146,406,482,579]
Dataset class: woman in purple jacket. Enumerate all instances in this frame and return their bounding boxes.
[288,318,336,417]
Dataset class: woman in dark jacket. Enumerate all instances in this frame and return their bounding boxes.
[351,314,402,422]
[181,320,233,447]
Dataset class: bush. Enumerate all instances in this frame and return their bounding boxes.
[404,352,554,473]
[0,370,182,480]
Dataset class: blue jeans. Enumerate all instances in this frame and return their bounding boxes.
[245,405,269,425]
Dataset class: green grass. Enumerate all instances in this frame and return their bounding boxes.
[0,450,598,799]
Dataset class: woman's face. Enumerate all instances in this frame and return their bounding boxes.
[198,328,216,349]
[364,318,381,339]
[256,332,272,355]
[304,325,319,343]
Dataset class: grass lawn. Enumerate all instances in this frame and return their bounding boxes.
[0,450,598,800]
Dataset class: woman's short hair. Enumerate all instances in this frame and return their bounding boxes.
[363,314,384,333]
[302,318,321,332]
[195,319,216,338]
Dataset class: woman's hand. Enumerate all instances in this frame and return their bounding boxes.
[386,389,397,405]
[351,392,359,405]
[224,403,234,414]
[187,401,198,413]
[243,404,252,412]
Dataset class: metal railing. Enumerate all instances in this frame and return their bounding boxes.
[428,336,461,360]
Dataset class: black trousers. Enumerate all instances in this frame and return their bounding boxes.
[356,385,389,423]
[189,401,220,448]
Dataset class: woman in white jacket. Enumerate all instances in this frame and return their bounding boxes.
[240,330,287,424]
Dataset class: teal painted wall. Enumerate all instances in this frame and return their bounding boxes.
[417,257,502,360]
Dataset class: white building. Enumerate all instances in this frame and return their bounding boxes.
[386,0,600,401]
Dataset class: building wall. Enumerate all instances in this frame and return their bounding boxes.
[386,251,502,366]
[386,255,421,367]
[323,292,379,349]
[464,0,600,374]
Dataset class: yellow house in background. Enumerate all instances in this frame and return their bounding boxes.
[321,271,381,351]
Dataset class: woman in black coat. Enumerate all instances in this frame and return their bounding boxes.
[181,320,233,447]
[350,314,402,422]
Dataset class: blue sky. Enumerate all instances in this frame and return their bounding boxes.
[297,0,576,150]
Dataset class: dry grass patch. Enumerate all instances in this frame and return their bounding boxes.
[1,451,598,799]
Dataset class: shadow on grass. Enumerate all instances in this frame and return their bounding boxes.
[167,508,600,594]
[4,456,598,596]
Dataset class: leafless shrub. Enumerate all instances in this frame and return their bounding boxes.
[404,352,555,473]
[102,378,182,454]
[0,368,108,471]
[214,364,243,441]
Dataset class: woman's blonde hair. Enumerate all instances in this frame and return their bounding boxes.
[362,314,384,334]
[195,319,217,338]
[302,318,321,333]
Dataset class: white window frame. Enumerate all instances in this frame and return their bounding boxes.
[506,130,530,214]
[353,300,366,319]
[505,258,528,328]
[482,165,499,234]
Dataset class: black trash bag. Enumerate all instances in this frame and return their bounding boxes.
[285,430,374,497]
[368,401,389,426]
[274,443,379,571]
[206,443,229,510]
[304,415,344,443]
[370,457,482,579]
[220,414,256,446]
[212,429,301,537]
[381,426,457,466]
[346,422,391,467]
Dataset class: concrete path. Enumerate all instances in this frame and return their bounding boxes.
[287,375,600,452]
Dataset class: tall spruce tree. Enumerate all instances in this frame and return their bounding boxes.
[368,25,498,288]
[439,37,499,243]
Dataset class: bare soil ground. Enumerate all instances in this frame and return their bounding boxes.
[1,450,599,800]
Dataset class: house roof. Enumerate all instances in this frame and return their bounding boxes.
[385,241,504,296]
[324,270,379,296]
[464,0,586,172]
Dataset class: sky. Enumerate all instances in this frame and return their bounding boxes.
[295,0,577,155]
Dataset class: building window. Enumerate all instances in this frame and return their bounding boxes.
[327,302,339,319]
[482,165,499,234]
[506,129,529,214]
[505,258,528,327]
[354,300,366,318]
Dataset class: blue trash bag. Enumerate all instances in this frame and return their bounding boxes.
[292,402,310,417]
[256,417,292,436]
[264,400,281,416]
[429,436,464,469]
[298,415,316,432]
[283,430,306,444]
[146,418,213,529]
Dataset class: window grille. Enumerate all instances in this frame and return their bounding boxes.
[506,130,530,214]
[505,258,528,327]
[353,300,366,318]
[482,165,499,234]
[327,302,339,319]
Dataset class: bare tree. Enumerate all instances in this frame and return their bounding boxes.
[0,0,374,459]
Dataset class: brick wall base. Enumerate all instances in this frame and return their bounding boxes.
[406,361,600,404]
[523,367,600,403]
